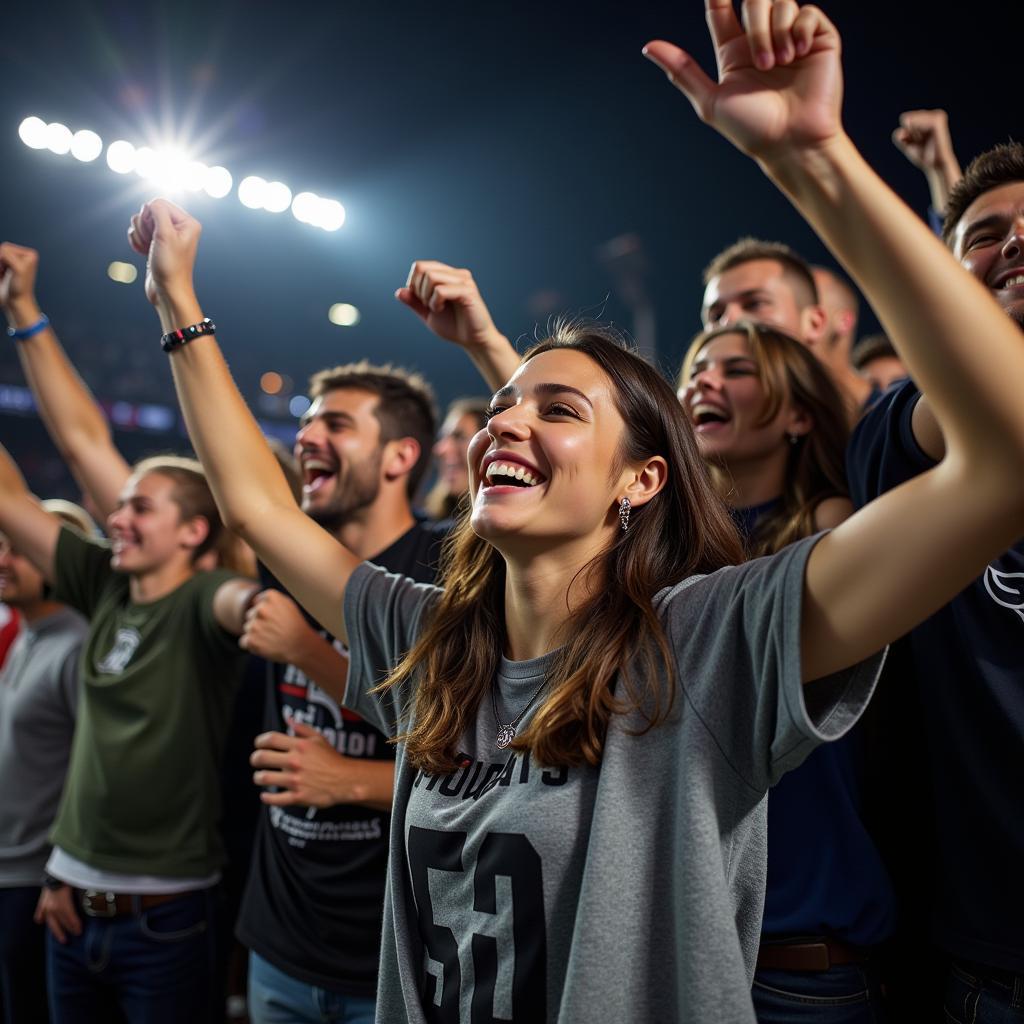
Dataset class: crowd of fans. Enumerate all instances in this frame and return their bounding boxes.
[2,5,1023,1024]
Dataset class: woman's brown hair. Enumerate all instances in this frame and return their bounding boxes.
[679,321,850,557]
[378,324,744,773]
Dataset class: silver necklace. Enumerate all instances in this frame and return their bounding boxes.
[491,678,548,749]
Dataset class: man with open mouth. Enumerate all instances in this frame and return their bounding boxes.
[235,360,451,1024]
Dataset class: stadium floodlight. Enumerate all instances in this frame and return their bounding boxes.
[203,165,233,198]
[45,122,73,155]
[238,175,268,210]
[106,140,137,174]
[16,115,343,233]
[319,199,346,232]
[183,160,208,192]
[291,191,319,224]
[290,192,346,231]
[147,149,195,193]
[131,146,187,192]
[18,116,49,149]
[159,151,184,189]
[133,146,158,180]
[263,181,292,213]
[328,303,360,327]
[107,262,138,284]
[70,129,103,162]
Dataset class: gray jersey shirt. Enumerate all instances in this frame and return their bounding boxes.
[0,607,86,886]
[343,536,884,1023]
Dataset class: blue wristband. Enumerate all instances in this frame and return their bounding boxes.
[7,314,50,340]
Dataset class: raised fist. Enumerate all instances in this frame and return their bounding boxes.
[127,198,201,309]
[239,588,315,665]
[892,110,958,175]
[397,261,505,353]
[0,242,40,318]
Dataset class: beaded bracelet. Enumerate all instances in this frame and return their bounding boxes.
[7,314,50,340]
[161,317,216,353]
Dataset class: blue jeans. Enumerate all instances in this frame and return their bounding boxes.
[248,951,376,1024]
[46,889,215,1024]
[753,963,887,1023]
[944,960,1024,1023]
[0,886,48,1024]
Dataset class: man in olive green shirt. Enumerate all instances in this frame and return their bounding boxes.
[0,444,255,1023]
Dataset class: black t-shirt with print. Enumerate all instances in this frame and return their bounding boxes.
[847,379,1024,971]
[236,519,448,994]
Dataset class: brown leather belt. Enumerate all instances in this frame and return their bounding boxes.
[757,937,872,972]
[74,888,193,918]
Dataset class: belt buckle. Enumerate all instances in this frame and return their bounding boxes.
[802,942,832,971]
[81,890,118,918]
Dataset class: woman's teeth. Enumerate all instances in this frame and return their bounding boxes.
[485,462,540,486]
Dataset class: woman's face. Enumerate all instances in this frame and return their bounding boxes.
[432,410,481,496]
[468,348,631,555]
[679,332,803,465]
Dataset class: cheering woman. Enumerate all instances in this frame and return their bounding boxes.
[129,2,1024,1019]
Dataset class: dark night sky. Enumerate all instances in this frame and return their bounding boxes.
[1,0,1021,487]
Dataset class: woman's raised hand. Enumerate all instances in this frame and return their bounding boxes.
[644,0,844,166]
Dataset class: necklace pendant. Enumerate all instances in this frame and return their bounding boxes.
[496,725,517,749]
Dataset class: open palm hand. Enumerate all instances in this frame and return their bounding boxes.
[645,0,843,164]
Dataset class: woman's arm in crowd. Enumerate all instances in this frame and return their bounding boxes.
[128,200,361,643]
[645,0,1024,682]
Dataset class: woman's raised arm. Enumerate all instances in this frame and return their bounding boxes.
[645,0,1024,681]
[129,199,361,643]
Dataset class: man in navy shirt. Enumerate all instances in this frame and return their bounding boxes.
[847,141,1024,1022]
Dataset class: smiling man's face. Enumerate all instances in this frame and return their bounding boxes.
[294,388,387,532]
[952,180,1024,329]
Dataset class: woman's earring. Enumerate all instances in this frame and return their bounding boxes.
[619,497,631,532]
[787,433,800,445]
